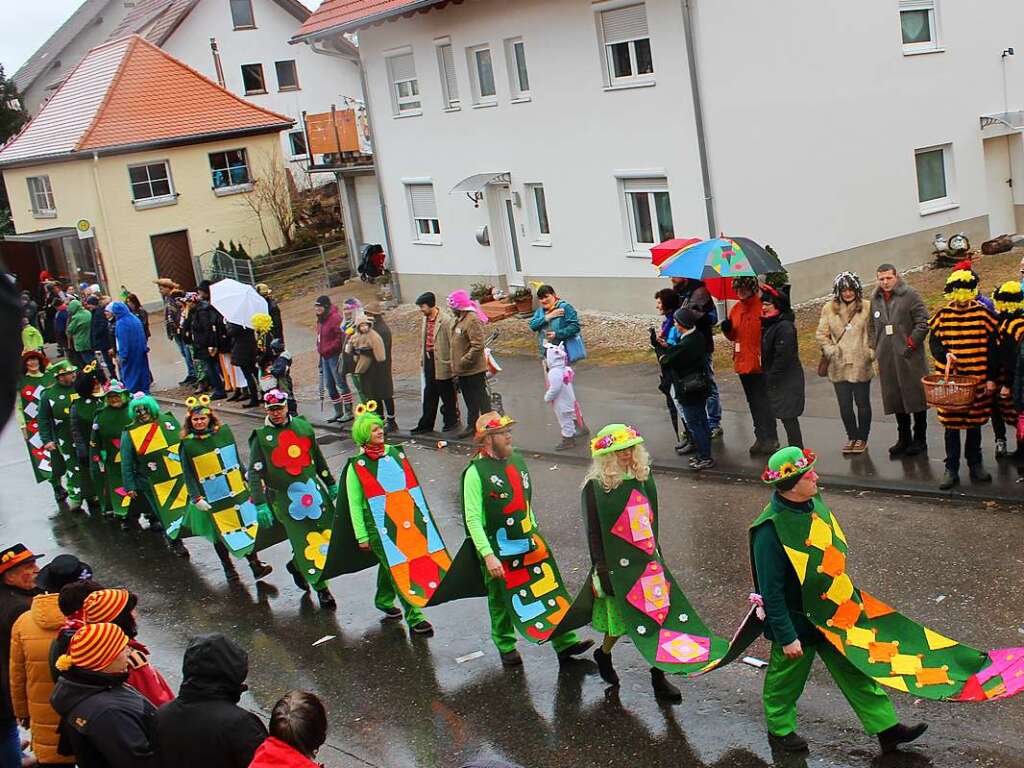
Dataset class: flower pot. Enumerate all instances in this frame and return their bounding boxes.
[515,297,533,313]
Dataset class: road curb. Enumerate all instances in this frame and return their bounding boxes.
[153,394,1019,506]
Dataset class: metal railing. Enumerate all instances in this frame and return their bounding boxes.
[195,241,352,301]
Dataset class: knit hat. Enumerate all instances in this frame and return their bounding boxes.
[832,271,862,301]
[315,295,331,309]
[474,411,515,441]
[85,295,100,307]
[590,424,643,457]
[673,307,699,329]
[351,400,384,446]
[993,281,1024,314]
[944,259,979,302]
[732,276,759,293]
[761,446,817,487]
[55,622,128,673]
[83,588,131,623]
[760,284,791,313]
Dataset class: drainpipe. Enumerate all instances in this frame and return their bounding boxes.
[308,39,401,302]
[210,38,226,88]
[680,0,717,238]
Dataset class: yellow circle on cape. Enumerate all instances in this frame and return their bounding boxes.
[287,445,301,458]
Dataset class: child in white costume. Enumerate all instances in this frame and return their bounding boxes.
[544,342,577,451]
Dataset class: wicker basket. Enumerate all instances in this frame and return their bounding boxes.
[922,359,983,409]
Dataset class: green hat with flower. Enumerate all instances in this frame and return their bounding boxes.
[50,359,79,377]
[761,446,817,486]
[590,424,644,457]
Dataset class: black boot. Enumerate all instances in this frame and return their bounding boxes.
[168,538,190,559]
[768,731,809,753]
[384,417,399,434]
[54,489,70,514]
[247,554,273,580]
[889,432,910,457]
[285,560,310,592]
[316,587,337,610]
[939,470,959,490]
[214,541,239,582]
[556,638,594,664]
[969,464,992,482]
[650,668,682,703]
[227,389,244,402]
[593,648,619,685]
[877,722,928,754]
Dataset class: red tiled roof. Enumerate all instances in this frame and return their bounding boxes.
[0,35,292,165]
[294,0,449,41]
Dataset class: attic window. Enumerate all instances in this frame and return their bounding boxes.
[230,0,256,29]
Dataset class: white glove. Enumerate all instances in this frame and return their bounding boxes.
[194,498,212,512]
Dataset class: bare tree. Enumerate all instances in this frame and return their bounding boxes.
[237,149,297,253]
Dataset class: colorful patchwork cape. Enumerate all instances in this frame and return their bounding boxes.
[431,452,571,642]
[72,395,106,507]
[556,477,730,672]
[750,495,1024,701]
[38,381,85,500]
[121,412,190,537]
[180,424,282,557]
[17,372,54,483]
[323,445,450,603]
[247,416,335,589]
[90,405,135,516]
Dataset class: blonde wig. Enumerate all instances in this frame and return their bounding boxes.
[582,444,652,492]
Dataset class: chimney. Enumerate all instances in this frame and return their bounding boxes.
[210,38,226,88]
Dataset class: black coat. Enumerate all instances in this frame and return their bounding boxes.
[266,299,284,345]
[0,583,38,719]
[50,669,159,768]
[226,323,257,369]
[155,634,266,768]
[188,302,226,354]
[658,330,709,406]
[372,316,395,399]
[761,311,805,419]
[91,306,113,352]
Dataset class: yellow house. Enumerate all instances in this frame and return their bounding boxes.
[0,35,294,305]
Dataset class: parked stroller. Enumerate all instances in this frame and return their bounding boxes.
[358,243,388,282]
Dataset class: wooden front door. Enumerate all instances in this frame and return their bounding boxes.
[150,230,196,291]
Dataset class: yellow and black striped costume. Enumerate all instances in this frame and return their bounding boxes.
[928,301,997,428]
[996,314,1024,424]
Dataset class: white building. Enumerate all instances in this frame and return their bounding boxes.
[295,0,1024,310]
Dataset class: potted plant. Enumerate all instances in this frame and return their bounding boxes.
[510,286,533,314]
[470,281,495,303]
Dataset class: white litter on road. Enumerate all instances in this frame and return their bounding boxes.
[456,651,485,664]
[312,635,336,647]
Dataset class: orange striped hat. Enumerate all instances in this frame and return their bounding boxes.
[55,622,128,672]
[83,589,131,623]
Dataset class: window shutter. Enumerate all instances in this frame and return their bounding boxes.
[409,184,437,218]
[601,4,649,44]
[440,45,459,103]
[389,53,416,82]
[623,177,666,192]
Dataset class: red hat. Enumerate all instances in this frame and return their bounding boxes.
[55,623,128,673]
[83,588,131,623]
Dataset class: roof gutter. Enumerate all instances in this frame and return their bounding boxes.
[679,0,717,238]
[0,123,293,170]
[291,0,448,44]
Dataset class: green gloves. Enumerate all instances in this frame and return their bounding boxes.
[256,503,275,528]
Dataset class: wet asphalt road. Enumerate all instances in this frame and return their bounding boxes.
[1,410,1022,768]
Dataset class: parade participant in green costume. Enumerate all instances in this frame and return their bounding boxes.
[120,394,191,558]
[90,381,146,525]
[179,395,275,583]
[578,424,729,702]
[37,359,85,512]
[752,446,927,754]
[68,363,106,515]
[455,411,593,667]
[16,350,62,506]
[247,389,338,610]
[337,400,438,636]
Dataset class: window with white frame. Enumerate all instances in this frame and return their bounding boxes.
[436,41,460,109]
[128,161,174,203]
[505,38,530,99]
[209,148,251,191]
[525,183,550,243]
[467,44,497,105]
[623,178,674,251]
[288,130,307,158]
[386,51,421,115]
[407,183,441,242]
[26,176,55,217]
[915,144,955,213]
[900,0,940,54]
[229,0,255,29]
[599,4,653,85]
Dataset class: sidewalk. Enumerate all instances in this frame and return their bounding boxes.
[148,331,1024,503]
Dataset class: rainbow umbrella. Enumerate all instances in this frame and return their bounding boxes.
[652,237,783,299]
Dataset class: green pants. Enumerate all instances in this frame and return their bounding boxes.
[764,640,899,736]
[479,560,579,654]
[367,529,426,626]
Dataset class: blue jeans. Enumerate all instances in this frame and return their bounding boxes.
[705,357,721,429]
[175,335,196,378]
[203,355,225,396]
[319,355,349,403]
[679,401,712,460]
[0,717,21,768]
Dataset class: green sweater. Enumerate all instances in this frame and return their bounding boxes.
[751,492,819,646]
[65,300,93,352]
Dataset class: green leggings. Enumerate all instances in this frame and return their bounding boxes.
[763,640,899,736]
[367,531,426,627]
[479,560,580,654]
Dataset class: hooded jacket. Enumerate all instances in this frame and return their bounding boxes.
[0,581,38,719]
[66,299,94,352]
[90,304,113,353]
[227,322,258,369]
[10,593,73,763]
[108,302,152,394]
[50,668,159,768]
[188,300,227,353]
[155,634,267,768]
[248,736,321,768]
[315,302,344,359]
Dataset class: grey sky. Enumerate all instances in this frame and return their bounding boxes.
[1,0,321,77]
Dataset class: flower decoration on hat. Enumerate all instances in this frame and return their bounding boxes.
[590,424,644,457]
[474,412,516,440]
[263,389,289,407]
[81,361,97,375]
[354,400,378,417]
[944,259,980,302]
[185,394,212,416]
[761,447,817,484]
